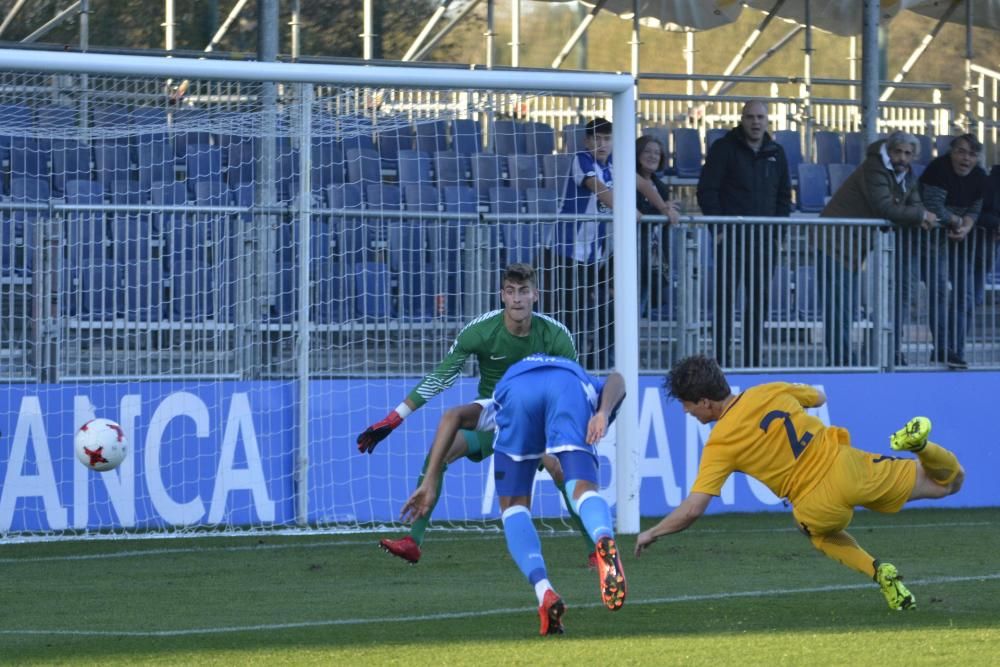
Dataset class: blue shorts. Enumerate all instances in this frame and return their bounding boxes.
[493,366,597,460]
[494,449,599,498]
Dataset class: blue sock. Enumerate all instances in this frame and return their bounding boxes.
[501,505,547,586]
[575,490,614,544]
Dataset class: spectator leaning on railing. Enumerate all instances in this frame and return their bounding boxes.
[972,165,1000,309]
[917,134,987,370]
[818,131,936,367]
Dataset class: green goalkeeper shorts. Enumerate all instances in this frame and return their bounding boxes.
[461,428,496,463]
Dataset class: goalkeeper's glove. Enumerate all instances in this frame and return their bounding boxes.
[357,410,403,454]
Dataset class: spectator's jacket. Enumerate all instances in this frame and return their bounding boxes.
[696,126,791,217]
[819,140,925,269]
[978,166,1000,236]
[919,154,986,226]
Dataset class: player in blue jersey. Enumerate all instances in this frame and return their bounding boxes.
[401,355,627,635]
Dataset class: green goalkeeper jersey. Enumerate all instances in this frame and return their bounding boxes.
[406,309,577,408]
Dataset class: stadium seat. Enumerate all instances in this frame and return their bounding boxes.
[914,134,933,165]
[795,265,819,319]
[94,141,133,192]
[121,254,163,321]
[843,132,864,165]
[641,126,671,157]
[170,109,214,159]
[827,163,855,195]
[183,144,223,199]
[274,137,300,202]
[492,186,534,265]
[91,104,129,129]
[796,163,828,213]
[524,121,556,157]
[449,118,482,155]
[672,128,703,178]
[934,134,954,158]
[912,162,927,179]
[706,128,727,151]
[506,153,540,195]
[64,180,107,267]
[388,222,433,320]
[769,265,795,320]
[402,183,439,212]
[345,147,382,186]
[492,119,526,156]
[137,137,176,190]
[51,141,93,196]
[414,119,449,155]
[541,152,572,195]
[352,261,393,320]
[169,258,216,321]
[441,184,478,214]
[311,137,346,192]
[525,187,559,249]
[313,257,348,324]
[433,150,470,189]
[327,183,366,267]
[341,127,376,155]
[63,260,119,320]
[223,136,255,187]
[774,130,803,181]
[35,105,77,131]
[561,123,585,155]
[471,152,506,203]
[11,138,52,188]
[813,131,844,165]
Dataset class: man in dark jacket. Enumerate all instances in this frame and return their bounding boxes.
[819,131,937,367]
[697,100,792,368]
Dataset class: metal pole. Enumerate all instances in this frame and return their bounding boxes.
[881,0,959,102]
[684,30,695,97]
[485,0,495,69]
[861,1,880,147]
[964,0,974,131]
[21,1,82,43]
[411,0,483,63]
[708,0,786,96]
[802,0,813,162]
[630,0,640,101]
[362,0,374,60]
[294,82,314,526]
[79,0,88,52]
[206,0,251,53]
[849,35,857,102]
[511,0,520,68]
[0,0,29,39]
[551,0,607,70]
[403,0,454,62]
[290,0,301,62]
[164,0,175,52]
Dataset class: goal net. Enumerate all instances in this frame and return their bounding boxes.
[0,52,637,541]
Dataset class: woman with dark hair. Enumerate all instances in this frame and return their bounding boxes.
[635,135,680,319]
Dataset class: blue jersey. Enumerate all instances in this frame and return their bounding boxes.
[558,151,613,263]
[492,355,608,460]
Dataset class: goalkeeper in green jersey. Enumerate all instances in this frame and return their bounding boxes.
[357,263,598,566]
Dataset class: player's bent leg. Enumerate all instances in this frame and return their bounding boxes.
[541,454,597,564]
[875,561,916,611]
[807,530,878,578]
[908,460,965,501]
[891,417,963,491]
[380,431,473,563]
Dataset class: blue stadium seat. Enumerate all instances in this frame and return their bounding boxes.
[769,265,795,320]
[827,163,855,195]
[525,186,559,248]
[35,105,77,130]
[137,137,175,191]
[224,136,255,187]
[91,105,129,129]
[706,128,727,151]
[914,134,933,165]
[471,152,506,203]
[796,163,828,213]
[171,109,214,159]
[672,128,703,178]
[449,118,482,155]
[911,162,927,179]
[813,131,844,165]
[433,150,470,189]
[169,259,216,321]
[345,147,381,185]
[130,107,168,134]
[773,130,803,180]
[50,141,91,197]
[121,255,163,321]
[377,124,414,171]
[843,132,864,165]
[352,261,393,320]
[341,126,376,155]
[397,149,433,189]
[313,257,348,324]
[193,179,228,206]
[4,178,48,276]
[524,121,556,157]
[490,185,520,215]
[388,222,433,320]
[63,260,119,320]
[327,183,366,267]
[506,153,539,195]
[493,120,526,156]
[641,126,670,155]
[934,134,954,158]
[10,138,51,187]
[795,265,818,319]
[275,137,300,202]
[492,186,534,265]
[414,120,449,155]
[561,123,585,155]
[441,184,478,214]
[311,137,345,192]
[184,144,223,199]
[94,140,133,193]
[541,153,572,194]
[64,180,107,267]
[403,183,439,212]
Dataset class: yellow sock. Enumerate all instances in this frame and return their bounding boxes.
[810,531,876,578]
[916,441,961,486]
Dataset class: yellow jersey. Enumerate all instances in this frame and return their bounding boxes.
[690,382,847,502]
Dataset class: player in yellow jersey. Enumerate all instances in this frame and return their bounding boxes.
[634,355,965,611]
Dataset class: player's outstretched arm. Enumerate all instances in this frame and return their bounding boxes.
[586,372,626,445]
[634,492,712,558]
[400,402,484,523]
[356,398,418,454]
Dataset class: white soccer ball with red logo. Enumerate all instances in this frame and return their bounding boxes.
[75,418,128,472]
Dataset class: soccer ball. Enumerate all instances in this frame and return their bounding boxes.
[75,418,128,472]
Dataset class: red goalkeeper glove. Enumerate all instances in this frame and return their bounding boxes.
[357,410,403,454]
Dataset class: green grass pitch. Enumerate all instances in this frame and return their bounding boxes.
[2,507,998,666]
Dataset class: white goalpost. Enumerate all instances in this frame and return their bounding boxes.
[0,48,638,541]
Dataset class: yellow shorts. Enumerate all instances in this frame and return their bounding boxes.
[792,446,917,537]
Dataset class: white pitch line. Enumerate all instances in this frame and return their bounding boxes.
[0,520,994,565]
[2,573,999,638]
